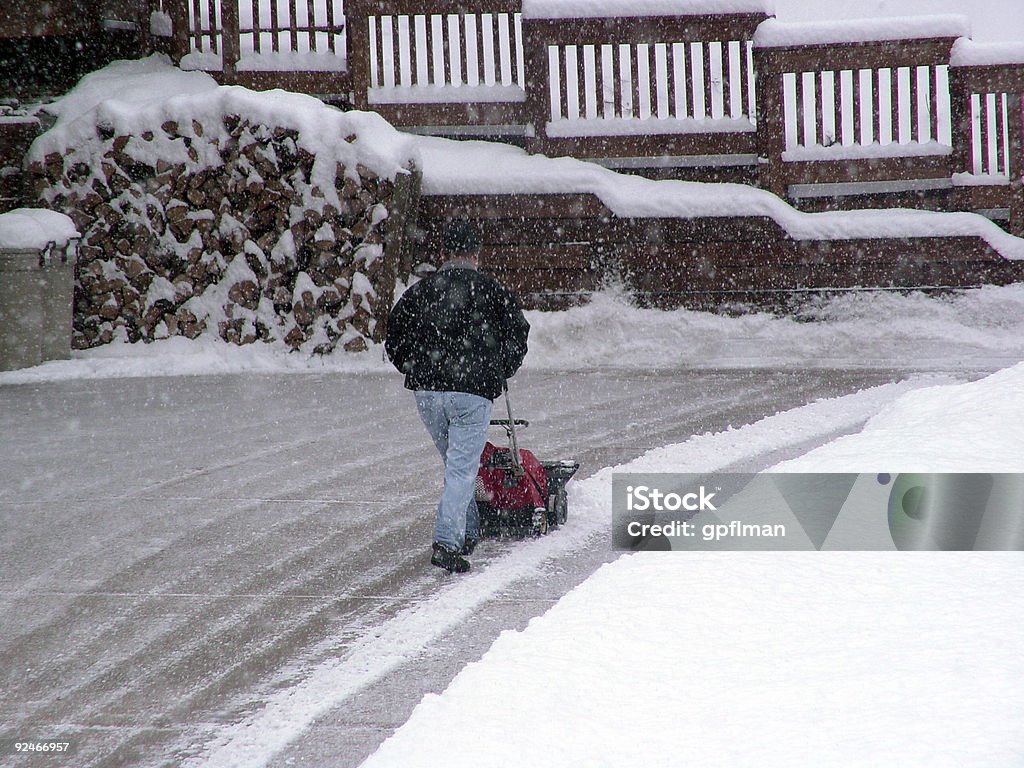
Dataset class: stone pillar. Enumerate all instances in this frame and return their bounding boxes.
[0,242,77,371]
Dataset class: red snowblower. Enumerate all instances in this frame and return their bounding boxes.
[475,384,579,537]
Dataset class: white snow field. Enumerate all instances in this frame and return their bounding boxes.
[357,365,1024,768]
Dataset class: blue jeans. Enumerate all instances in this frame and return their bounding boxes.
[415,390,493,552]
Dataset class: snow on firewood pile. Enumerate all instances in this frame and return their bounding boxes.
[27,56,419,353]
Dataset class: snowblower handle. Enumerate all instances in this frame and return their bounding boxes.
[502,381,525,478]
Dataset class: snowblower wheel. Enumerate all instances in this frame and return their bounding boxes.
[550,486,568,526]
[531,508,548,537]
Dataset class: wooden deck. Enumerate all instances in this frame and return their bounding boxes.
[4,2,1023,300]
[419,192,1024,308]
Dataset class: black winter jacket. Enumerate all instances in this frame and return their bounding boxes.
[384,265,530,400]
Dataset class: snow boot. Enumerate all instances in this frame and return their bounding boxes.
[431,543,471,573]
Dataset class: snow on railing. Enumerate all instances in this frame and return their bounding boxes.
[177,0,346,74]
[162,1,1024,231]
[519,9,767,162]
[358,4,525,100]
[949,40,1024,184]
[752,17,971,200]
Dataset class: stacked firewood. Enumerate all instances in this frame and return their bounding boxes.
[29,114,399,352]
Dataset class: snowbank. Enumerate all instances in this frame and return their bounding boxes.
[775,361,1024,471]
[359,362,1024,768]
[5,284,1024,384]
[362,549,1023,768]
[0,208,79,250]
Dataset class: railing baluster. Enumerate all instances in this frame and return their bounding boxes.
[889,68,899,144]
[724,41,735,120]
[917,64,925,143]
[425,14,436,86]
[374,17,386,88]
[443,14,454,86]
[555,46,566,120]
[268,0,279,52]
[869,68,879,145]
[251,0,260,54]
[409,15,419,86]
[394,14,405,86]
[665,42,677,119]
[189,0,201,51]
[738,40,750,119]
[794,72,805,147]
[476,13,487,86]
[983,93,995,173]
[682,42,694,119]
[222,0,239,78]
[702,42,714,118]
[288,0,297,52]
[745,40,753,118]
[208,0,219,55]
[978,93,995,173]
[581,45,593,119]
[306,0,315,52]
[831,70,841,145]
[817,71,827,145]
[853,69,863,145]
[502,12,510,86]
[628,44,641,118]
[610,43,621,118]
[997,92,1008,174]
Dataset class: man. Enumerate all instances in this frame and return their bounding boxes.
[385,220,530,573]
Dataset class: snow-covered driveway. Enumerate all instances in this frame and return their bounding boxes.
[0,368,932,766]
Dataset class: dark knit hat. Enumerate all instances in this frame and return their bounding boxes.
[440,220,481,255]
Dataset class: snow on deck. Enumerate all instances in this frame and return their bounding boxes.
[754,14,971,48]
[521,0,773,20]
[950,38,1024,66]
[413,134,1024,259]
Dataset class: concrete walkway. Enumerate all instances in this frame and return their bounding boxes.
[0,368,911,767]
